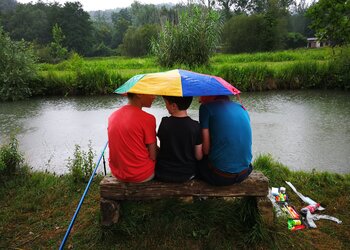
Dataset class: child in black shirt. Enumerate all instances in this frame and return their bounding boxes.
[156,96,203,182]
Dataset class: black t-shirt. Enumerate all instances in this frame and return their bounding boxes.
[156,116,202,182]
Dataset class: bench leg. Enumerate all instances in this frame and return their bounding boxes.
[100,198,120,226]
[256,196,274,227]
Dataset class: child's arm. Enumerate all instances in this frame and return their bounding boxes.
[147,142,157,161]
[194,144,203,160]
[202,128,210,155]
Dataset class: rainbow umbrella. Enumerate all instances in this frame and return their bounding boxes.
[115,69,240,97]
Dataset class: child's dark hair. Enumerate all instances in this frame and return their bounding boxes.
[163,96,193,110]
[127,92,136,99]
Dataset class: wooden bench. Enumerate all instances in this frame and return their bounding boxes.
[100,170,274,226]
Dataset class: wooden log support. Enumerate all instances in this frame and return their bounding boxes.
[100,170,274,226]
[256,196,274,227]
[100,198,120,226]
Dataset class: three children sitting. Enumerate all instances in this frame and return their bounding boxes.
[108,94,252,186]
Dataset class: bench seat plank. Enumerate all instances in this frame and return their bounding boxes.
[100,171,268,200]
[99,170,274,226]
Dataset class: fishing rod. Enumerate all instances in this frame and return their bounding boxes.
[59,141,108,250]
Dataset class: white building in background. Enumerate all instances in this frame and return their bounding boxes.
[307,37,330,48]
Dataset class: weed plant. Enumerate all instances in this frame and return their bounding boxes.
[0,136,24,178]
[67,142,95,183]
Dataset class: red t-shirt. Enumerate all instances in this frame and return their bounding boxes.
[108,105,156,182]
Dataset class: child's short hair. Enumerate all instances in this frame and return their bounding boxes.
[163,96,193,110]
[127,92,136,99]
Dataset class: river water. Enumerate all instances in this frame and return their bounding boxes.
[0,90,349,174]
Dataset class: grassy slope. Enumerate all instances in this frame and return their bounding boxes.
[38,48,332,77]
[1,155,349,249]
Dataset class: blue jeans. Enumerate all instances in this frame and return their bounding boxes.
[197,156,253,186]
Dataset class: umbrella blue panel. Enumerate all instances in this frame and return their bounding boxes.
[179,70,234,96]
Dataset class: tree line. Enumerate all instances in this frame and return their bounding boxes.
[0,0,318,61]
[0,0,350,101]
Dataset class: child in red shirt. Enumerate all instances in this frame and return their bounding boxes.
[108,93,157,182]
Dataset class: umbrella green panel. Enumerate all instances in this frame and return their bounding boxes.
[114,74,145,94]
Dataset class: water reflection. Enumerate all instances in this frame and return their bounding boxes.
[0,90,349,174]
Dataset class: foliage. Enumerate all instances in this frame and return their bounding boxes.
[328,47,350,89]
[307,0,350,47]
[2,1,93,55]
[3,2,50,44]
[284,32,307,49]
[151,6,222,67]
[75,67,113,95]
[111,9,132,49]
[67,142,95,183]
[91,15,113,50]
[261,0,288,51]
[30,47,348,97]
[58,2,93,55]
[1,153,349,248]
[222,0,291,53]
[89,42,115,57]
[223,14,267,53]
[49,24,68,63]
[130,1,160,26]
[0,136,24,178]
[0,0,17,14]
[0,26,37,101]
[120,24,159,57]
[288,0,314,38]
[0,0,316,58]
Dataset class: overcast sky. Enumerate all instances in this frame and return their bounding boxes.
[16,0,186,11]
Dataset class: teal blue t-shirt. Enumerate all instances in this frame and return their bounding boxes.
[199,100,252,173]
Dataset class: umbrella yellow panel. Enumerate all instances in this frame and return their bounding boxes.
[127,70,183,96]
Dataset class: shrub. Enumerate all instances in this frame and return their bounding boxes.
[89,42,115,57]
[151,6,222,67]
[67,142,95,183]
[75,67,112,95]
[0,26,37,101]
[222,15,267,53]
[284,32,307,49]
[328,47,350,89]
[49,24,69,64]
[0,137,24,177]
[120,24,159,57]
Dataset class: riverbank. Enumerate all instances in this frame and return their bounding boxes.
[1,140,349,249]
[26,47,349,98]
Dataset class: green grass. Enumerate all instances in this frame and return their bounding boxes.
[1,154,349,249]
[30,47,349,97]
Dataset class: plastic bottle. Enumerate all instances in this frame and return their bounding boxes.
[301,203,320,214]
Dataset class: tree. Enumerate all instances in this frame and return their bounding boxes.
[288,0,314,38]
[111,8,132,49]
[284,32,307,49]
[130,1,160,26]
[57,2,93,55]
[120,24,159,57]
[307,0,350,48]
[0,26,37,101]
[92,15,113,49]
[0,0,17,14]
[4,3,50,44]
[152,5,222,67]
[262,0,288,51]
[223,14,267,53]
[49,24,68,63]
